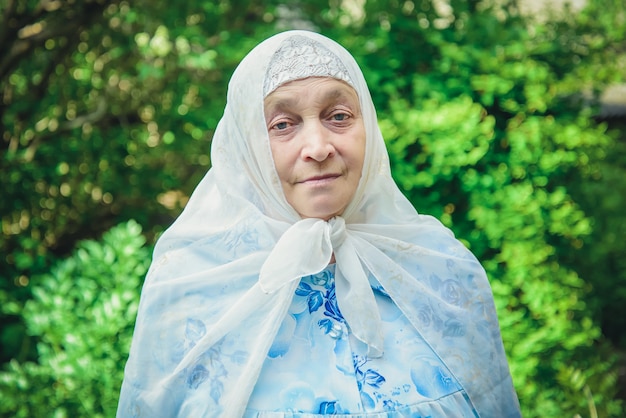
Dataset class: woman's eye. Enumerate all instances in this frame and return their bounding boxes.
[331,113,349,121]
[272,121,289,130]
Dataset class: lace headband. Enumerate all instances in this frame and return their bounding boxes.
[263,35,354,97]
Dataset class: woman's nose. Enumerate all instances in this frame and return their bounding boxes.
[301,121,335,162]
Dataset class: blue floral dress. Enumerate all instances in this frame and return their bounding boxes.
[244,265,479,417]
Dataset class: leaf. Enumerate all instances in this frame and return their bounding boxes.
[295,281,312,296]
[184,318,206,343]
[308,291,324,313]
[364,369,386,388]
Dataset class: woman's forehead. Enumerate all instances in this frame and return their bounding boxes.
[267,77,356,98]
[263,77,359,112]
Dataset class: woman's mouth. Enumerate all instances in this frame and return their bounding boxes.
[298,173,341,185]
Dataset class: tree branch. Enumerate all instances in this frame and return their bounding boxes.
[0,0,18,50]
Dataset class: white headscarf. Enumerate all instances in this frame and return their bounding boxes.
[118,30,520,418]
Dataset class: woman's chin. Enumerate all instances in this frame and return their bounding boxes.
[297,206,344,221]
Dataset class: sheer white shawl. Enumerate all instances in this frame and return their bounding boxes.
[117,30,520,417]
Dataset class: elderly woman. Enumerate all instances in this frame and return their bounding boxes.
[117,31,521,417]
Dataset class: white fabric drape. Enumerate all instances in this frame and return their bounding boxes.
[117,30,520,418]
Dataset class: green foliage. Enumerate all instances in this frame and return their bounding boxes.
[570,133,626,348]
[379,95,621,416]
[0,221,150,417]
[314,0,626,416]
[1,0,625,417]
[0,0,277,362]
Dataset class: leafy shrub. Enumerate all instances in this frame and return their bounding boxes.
[0,221,150,417]
[321,1,626,416]
[378,89,623,418]
[2,0,625,417]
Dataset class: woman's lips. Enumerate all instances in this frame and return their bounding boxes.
[298,173,341,185]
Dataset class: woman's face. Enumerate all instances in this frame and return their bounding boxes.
[264,77,366,220]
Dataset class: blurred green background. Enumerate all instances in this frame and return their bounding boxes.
[1,0,625,416]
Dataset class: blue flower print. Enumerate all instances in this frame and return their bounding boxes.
[352,354,408,411]
[428,273,443,291]
[296,282,324,313]
[296,278,346,338]
[390,384,412,397]
[445,258,456,271]
[318,400,338,414]
[310,269,332,286]
[442,318,466,338]
[221,220,261,257]
[416,306,432,328]
[415,303,444,332]
[382,398,402,411]
[210,375,225,403]
[318,318,344,339]
[410,355,461,399]
[185,318,206,347]
[186,364,209,389]
[186,342,233,402]
[179,318,247,404]
[353,354,386,392]
[322,285,344,323]
[268,314,297,358]
[441,279,467,307]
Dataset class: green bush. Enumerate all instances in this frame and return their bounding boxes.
[0,221,150,418]
[0,0,277,363]
[2,0,625,417]
[378,91,623,418]
[320,1,626,416]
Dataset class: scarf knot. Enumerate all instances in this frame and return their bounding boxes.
[258,216,384,357]
[259,218,333,294]
[329,216,347,248]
